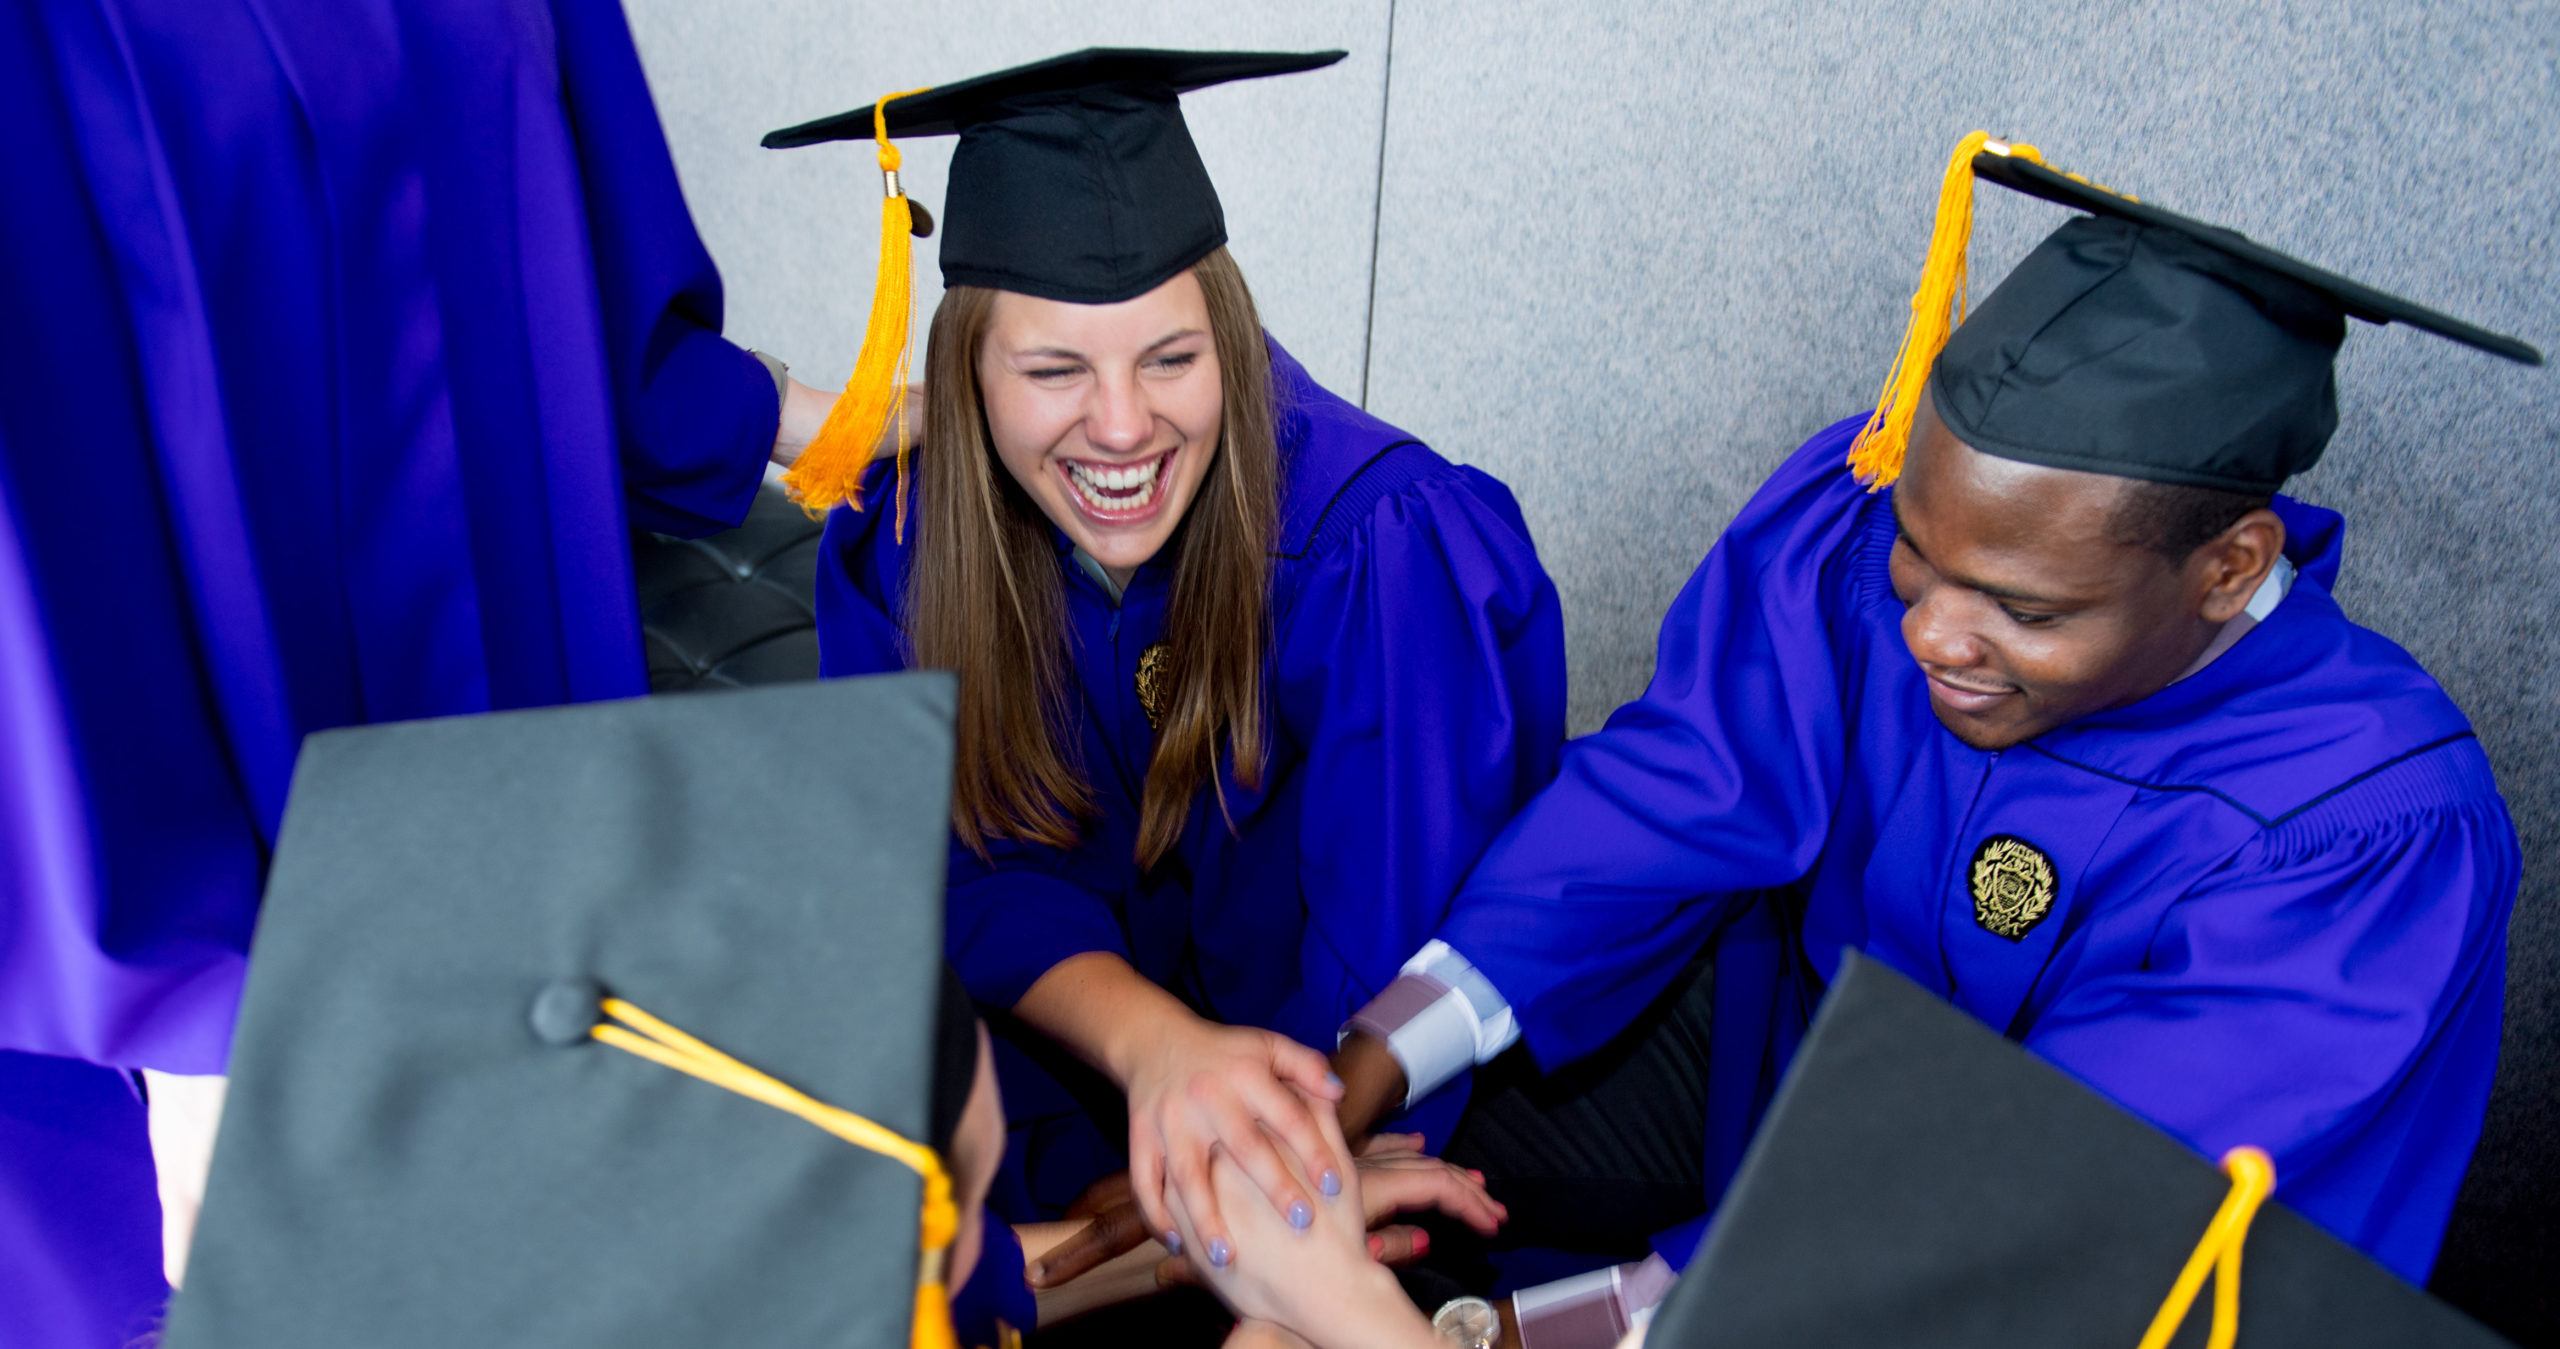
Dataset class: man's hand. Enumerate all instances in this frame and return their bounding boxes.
[1026,1172,1151,1288]
[1032,1131,1506,1290]
[1328,1029,1410,1144]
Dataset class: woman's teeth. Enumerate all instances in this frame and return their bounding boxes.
[1067,455,1164,512]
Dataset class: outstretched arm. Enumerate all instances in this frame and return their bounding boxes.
[1345,422,1884,1106]
[1014,953,1344,1270]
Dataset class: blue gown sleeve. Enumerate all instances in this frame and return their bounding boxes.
[942,843,1138,1011]
[550,0,773,539]
[812,495,1133,1008]
[1434,417,1879,1067]
[949,1208,1036,1345]
[1271,462,1567,1045]
[2022,741,2515,1283]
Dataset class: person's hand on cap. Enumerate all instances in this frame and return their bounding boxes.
[770,378,922,469]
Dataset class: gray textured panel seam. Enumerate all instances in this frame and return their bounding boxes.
[1357,0,1399,409]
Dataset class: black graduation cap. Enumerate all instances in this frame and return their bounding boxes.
[160,673,969,1349]
[764,47,1344,302]
[1847,133,2543,493]
[1645,953,2512,1349]
[758,48,1345,522]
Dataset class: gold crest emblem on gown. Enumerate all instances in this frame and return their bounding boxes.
[1135,641,1171,729]
[1969,834,2057,940]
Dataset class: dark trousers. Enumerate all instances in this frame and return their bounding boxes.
[1398,951,1717,1304]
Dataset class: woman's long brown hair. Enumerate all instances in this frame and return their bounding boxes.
[906,247,1278,868]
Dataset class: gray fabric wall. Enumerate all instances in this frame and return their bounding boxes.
[626,1,2557,1338]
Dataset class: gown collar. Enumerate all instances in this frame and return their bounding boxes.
[1070,547,1127,607]
[2169,555,2294,684]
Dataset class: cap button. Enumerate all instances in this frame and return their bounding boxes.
[529,977,604,1047]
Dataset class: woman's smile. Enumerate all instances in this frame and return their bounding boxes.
[1060,445,1178,525]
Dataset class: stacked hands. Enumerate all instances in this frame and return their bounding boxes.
[1171,1105,1466,1349]
[1026,1016,1500,1346]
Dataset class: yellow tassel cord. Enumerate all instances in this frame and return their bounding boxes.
[1847,132,2149,488]
[591,997,960,1349]
[2134,1146,2277,1349]
[1845,131,2040,489]
[783,87,934,541]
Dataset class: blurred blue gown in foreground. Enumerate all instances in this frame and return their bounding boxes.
[0,1,775,1341]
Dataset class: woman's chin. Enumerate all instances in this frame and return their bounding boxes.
[1066,525,1175,577]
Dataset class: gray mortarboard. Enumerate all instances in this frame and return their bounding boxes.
[162,673,972,1349]
[1847,133,2542,494]
[757,48,1346,520]
[1646,953,2511,1349]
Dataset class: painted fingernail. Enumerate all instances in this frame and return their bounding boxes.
[1207,1237,1232,1268]
[1289,1201,1314,1230]
[1320,1169,1342,1198]
[1163,1230,1182,1255]
[1325,1071,1345,1090]
[1411,1229,1431,1257]
[1468,1169,1484,1183]
[1369,1234,1386,1257]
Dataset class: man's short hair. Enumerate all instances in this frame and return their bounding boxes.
[2108,479,2273,560]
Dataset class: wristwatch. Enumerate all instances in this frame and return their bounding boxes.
[1433,1295,1500,1349]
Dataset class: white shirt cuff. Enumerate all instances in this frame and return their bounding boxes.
[1340,940,1521,1107]
[1511,1255,1678,1349]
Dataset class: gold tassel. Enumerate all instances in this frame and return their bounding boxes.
[912,1278,961,1349]
[1845,131,2043,489]
[587,996,965,1349]
[912,1168,961,1349]
[784,87,933,538]
[2135,1147,2276,1349]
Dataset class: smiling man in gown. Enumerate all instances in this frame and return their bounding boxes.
[1327,139,2538,1346]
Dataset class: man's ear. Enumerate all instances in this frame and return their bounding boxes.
[2193,509,2288,624]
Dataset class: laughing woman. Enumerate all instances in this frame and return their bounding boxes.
[779,50,1564,1270]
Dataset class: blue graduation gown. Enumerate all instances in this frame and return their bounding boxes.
[817,340,1567,1211]
[0,2,772,1341]
[1435,415,2516,1283]
[0,0,771,1073]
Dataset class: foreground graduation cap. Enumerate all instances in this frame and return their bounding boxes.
[757,47,1345,519]
[163,673,962,1349]
[1847,132,2542,492]
[1645,954,2511,1348]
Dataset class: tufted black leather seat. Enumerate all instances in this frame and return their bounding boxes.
[631,483,827,692]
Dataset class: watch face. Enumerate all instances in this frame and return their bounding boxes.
[1434,1297,1499,1348]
